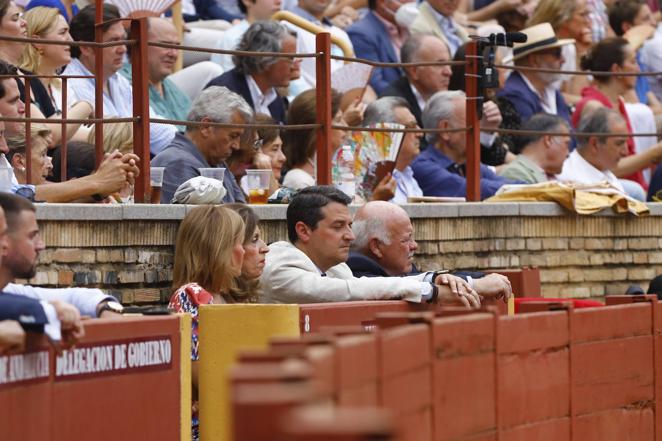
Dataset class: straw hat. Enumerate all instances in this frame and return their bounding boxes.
[511,23,574,61]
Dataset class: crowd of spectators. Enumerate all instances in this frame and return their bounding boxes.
[0,0,660,204]
[4,2,662,439]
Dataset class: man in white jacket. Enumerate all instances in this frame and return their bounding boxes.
[260,185,480,306]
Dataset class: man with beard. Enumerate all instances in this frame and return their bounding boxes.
[498,23,575,126]
[0,193,121,318]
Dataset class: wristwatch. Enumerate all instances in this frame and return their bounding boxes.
[97,300,124,316]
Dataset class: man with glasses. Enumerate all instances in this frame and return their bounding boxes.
[498,23,575,126]
[205,21,295,124]
[348,201,513,302]
[499,113,572,183]
[363,96,424,204]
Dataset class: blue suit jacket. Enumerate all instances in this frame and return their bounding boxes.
[497,71,571,125]
[411,145,518,200]
[205,68,288,124]
[347,11,402,94]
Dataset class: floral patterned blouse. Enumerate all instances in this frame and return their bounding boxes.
[168,282,217,441]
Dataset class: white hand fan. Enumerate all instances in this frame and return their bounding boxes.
[106,0,181,18]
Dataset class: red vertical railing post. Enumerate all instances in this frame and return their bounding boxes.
[60,77,68,181]
[464,41,481,201]
[24,76,32,184]
[129,17,151,203]
[93,0,104,169]
[315,33,332,186]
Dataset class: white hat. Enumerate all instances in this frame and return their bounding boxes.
[511,23,574,61]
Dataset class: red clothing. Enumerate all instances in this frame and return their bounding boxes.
[572,86,647,190]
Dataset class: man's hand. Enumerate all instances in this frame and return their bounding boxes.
[253,152,273,170]
[49,300,85,347]
[434,274,481,308]
[434,283,481,308]
[371,173,396,201]
[0,320,26,355]
[90,151,140,196]
[473,273,513,302]
[342,98,367,127]
[480,101,502,131]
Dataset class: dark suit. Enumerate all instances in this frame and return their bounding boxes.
[380,76,423,127]
[497,71,571,125]
[205,68,288,124]
[346,250,484,280]
[347,11,402,94]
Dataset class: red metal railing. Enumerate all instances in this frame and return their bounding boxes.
[10,1,660,203]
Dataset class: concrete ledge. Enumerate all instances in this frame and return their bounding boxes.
[33,202,662,221]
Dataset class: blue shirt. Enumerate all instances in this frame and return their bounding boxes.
[152,132,246,204]
[411,145,518,200]
[391,166,423,204]
[63,58,177,155]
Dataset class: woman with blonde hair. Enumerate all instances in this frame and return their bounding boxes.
[17,6,92,141]
[168,205,246,441]
[6,123,53,185]
[87,120,133,154]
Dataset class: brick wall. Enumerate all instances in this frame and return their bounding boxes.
[28,203,662,304]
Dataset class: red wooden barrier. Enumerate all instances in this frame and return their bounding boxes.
[0,316,186,441]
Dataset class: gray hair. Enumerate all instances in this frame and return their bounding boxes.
[576,107,624,149]
[187,86,254,127]
[400,33,428,64]
[362,96,409,126]
[232,21,294,75]
[422,90,465,144]
[351,217,391,251]
[518,113,570,151]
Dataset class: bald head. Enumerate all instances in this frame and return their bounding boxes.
[147,17,180,84]
[352,202,417,275]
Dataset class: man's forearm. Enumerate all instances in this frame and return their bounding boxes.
[35,176,100,202]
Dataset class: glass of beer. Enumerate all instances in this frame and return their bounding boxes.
[246,169,271,204]
[199,167,225,181]
[150,167,164,204]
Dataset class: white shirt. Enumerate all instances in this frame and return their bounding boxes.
[557,149,625,192]
[625,102,657,183]
[520,70,557,114]
[4,283,115,318]
[210,19,250,71]
[409,82,427,113]
[246,75,278,116]
[62,59,177,155]
[391,166,423,204]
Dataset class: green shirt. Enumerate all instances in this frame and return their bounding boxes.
[498,154,548,184]
[120,64,190,132]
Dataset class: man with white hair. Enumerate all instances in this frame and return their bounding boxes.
[348,201,513,301]
[411,90,518,199]
[363,96,423,203]
[152,86,254,203]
